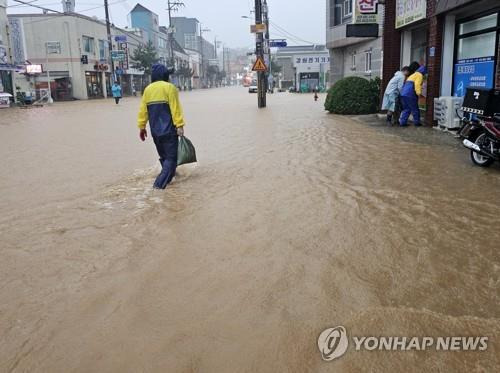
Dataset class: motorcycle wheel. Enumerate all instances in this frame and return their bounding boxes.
[470,133,495,167]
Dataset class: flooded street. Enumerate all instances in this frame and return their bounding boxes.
[1,88,499,372]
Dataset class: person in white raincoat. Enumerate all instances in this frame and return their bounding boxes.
[381,66,410,124]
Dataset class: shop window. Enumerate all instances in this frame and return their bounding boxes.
[365,51,372,73]
[457,31,496,60]
[83,36,95,55]
[459,13,497,35]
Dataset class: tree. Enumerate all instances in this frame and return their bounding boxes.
[130,41,159,91]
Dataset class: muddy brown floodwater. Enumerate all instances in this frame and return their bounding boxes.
[0,88,499,372]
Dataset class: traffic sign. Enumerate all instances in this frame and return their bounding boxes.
[115,35,127,42]
[252,56,267,72]
[269,40,287,48]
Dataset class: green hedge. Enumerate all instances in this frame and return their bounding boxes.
[324,76,381,115]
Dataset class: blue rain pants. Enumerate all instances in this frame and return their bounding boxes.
[153,134,179,189]
[399,95,420,126]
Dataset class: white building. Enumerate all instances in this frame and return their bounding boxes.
[8,12,147,101]
[275,45,330,91]
[0,0,16,97]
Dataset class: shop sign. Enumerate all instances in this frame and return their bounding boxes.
[295,56,330,65]
[354,0,380,24]
[396,0,426,29]
[46,41,61,54]
[111,50,126,62]
[453,57,495,97]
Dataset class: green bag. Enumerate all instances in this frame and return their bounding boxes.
[177,136,197,166]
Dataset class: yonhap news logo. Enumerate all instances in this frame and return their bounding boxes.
[318,326,489,362]
[317,326,349,361]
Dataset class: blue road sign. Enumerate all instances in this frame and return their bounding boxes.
[269,40,287,48]
[115,35,127,42]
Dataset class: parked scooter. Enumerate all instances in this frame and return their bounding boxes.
[459,115,500,167]
[459,88,500,167]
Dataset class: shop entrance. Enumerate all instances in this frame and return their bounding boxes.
[85,72,104,98]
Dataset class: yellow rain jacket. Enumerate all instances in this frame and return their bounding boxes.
[138,76,185,137]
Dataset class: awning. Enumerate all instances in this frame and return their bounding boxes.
[435,0,478,15]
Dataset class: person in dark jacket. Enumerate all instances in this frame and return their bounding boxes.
[137,64,185,189]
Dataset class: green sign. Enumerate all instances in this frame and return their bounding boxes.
[111,50,126,62]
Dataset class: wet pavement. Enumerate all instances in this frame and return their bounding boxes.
[0,88,499,372]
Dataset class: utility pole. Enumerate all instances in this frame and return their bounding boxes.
[104,0,115,83]
[199,23,210,88]
[263,0,270,93]
[167,0,185,69]
[254,0,266,108]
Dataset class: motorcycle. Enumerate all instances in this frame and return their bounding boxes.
[458,88,500,167]
[459,115,500,167]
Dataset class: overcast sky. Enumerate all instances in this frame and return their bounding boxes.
[7,0,326,48]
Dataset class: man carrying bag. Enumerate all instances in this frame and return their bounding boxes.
[137,64,187,189]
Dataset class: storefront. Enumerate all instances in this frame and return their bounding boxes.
[86,71,104,99]
[452,12,499,97]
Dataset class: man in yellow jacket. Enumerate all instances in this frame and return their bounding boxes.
[138,64,185,189]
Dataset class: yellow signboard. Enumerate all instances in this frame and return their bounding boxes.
[250,24,267,34]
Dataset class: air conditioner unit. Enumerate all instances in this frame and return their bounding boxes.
[434,96,463,130]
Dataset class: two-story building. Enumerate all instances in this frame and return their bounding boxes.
[275,45,330,91]
[326,0,383,85]
[8,12,147,100]
[0,0,15,97]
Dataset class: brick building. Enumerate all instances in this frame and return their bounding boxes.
[383,0,500,125]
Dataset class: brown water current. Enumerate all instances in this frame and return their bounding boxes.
[0,88,499,372]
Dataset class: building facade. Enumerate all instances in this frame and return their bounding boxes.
[382,0,500,124]
[8,13,146,101]
[275,45,330,91]
[326,0,383,85]
[0,0,15,97]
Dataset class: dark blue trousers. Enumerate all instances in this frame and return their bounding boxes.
[153,134,178,189]
[399,95,420,126]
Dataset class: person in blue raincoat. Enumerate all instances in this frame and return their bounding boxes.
[111,81,122,104]
[137,64,185,189]
[400,62,427,127]
[381,66,410,124]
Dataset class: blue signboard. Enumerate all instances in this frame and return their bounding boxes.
[453,57,495,97]
[269,40,287,48]
[114,35,127,42]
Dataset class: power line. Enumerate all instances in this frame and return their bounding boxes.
[269,21,316,45]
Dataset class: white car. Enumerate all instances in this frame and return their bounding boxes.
[248,81,258,93]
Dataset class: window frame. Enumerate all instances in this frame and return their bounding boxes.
[365,50,372,73]
[83,36,95,55]
[343,0,352,18]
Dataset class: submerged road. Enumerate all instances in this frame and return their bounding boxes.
[0,88,499,372]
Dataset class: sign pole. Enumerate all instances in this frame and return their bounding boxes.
[45,43,53,104]
[255,0,266,108]
[104,0,115,83]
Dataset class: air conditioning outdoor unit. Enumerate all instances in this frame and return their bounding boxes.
[434,96,463,130]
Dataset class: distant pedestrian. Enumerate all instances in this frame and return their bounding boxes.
[314,89,319,102]
[381,66,410,125]
[137,64,186,189]
[112,81,122,104]
[399,62,427,127]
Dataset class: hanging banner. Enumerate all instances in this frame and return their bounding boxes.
[353,0,380,24]
[396,0,426,29]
